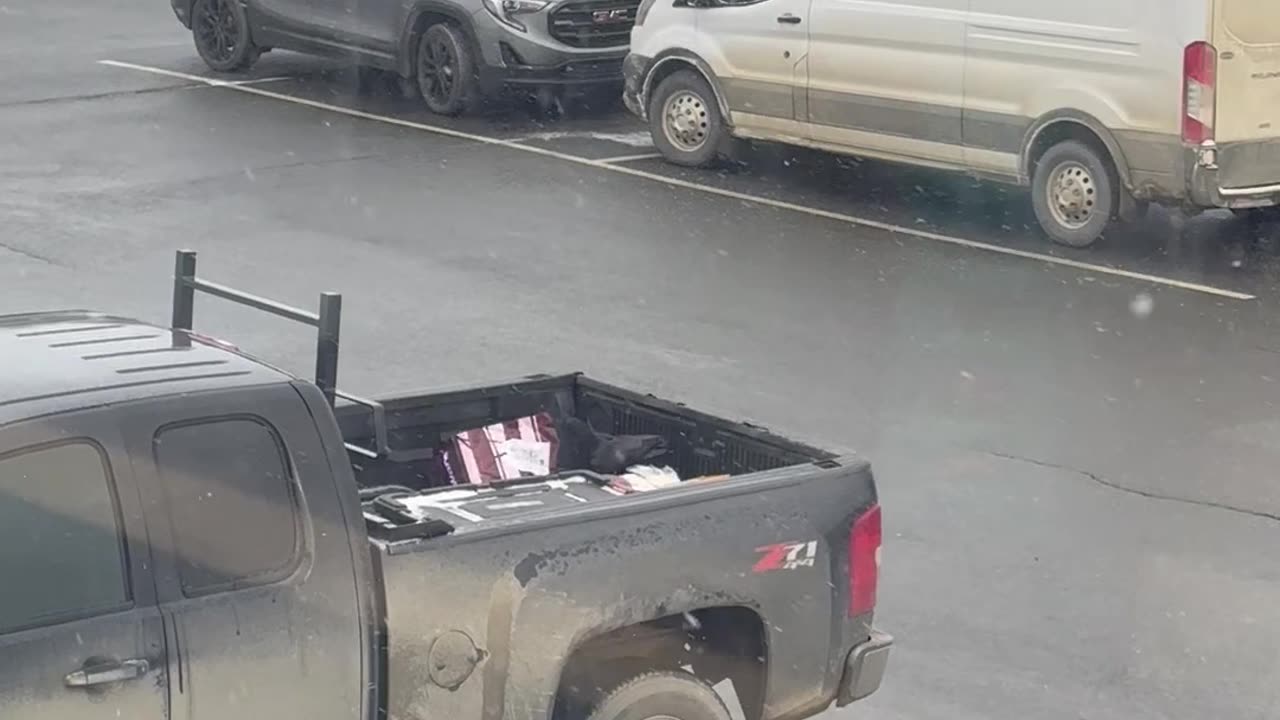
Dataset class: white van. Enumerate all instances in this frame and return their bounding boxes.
[622,0,1280,247]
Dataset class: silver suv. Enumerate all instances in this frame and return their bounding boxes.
[170,0,639,115]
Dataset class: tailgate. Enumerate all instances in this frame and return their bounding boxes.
[1213,0,1280,189]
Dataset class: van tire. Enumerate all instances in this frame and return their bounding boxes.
[586,672,731,720]
[1031,140,1116,248]
[649,71,725,168]
[416,23,477,116]
[191,0,259,73]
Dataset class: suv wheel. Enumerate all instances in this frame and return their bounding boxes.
[649,70,725,168]
[1031,140,1116,248]
[192,0,259,72]
[416,23,477,116]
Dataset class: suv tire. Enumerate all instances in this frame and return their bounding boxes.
[586,672,731,720]
[1031,140,1116,248]
[192,0,259,73]
[649,70,725,168]
[416,23,478,116]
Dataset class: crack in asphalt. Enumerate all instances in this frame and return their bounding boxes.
[986,450,1280,525]
[0,82,201,110]
[0,241,63,266]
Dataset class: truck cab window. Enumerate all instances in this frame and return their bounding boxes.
[154,418,302,597]
[0,442,130,634]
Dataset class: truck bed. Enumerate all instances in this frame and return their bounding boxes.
[333,374,879,720]
[335,373,834,493]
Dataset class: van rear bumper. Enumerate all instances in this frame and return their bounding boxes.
[1188,142,1280,209]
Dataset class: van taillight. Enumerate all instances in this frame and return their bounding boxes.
[1183,41,1217,145]
[849,504,881,617]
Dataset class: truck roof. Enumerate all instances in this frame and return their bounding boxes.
[0,310,290,425]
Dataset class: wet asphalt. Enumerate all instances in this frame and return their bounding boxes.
[5,2,1280,719]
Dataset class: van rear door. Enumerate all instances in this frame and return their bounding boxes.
[1213,0,1280,190]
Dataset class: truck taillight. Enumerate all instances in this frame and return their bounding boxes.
[1183,41,1217,145]
[849,504,881,617]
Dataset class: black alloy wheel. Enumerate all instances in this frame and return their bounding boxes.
[416,24,476,116]
[192,0,258,72]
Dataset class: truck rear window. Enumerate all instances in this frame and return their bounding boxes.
[0,442,129,633]
[1221,0,1280,46]
[155,418,303,597]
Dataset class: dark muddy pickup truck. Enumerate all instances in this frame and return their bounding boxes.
[0,251,890,720]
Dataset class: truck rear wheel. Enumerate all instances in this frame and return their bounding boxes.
[586,672,730,720]
[1031,140,1116,248]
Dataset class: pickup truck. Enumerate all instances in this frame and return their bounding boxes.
[0,251,890,720]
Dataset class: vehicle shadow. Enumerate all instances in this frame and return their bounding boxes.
[300,63,629,131]
[720,142,1280,291]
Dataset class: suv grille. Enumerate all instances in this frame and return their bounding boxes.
[549,0,639,49]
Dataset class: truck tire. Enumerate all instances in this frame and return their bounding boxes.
[416,23,478,116]
[192,0,259,73]
[1031,140,1116,248]
[649,71,725,168]
[586,672,731,720]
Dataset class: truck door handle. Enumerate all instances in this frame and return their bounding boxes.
[777,13,801,23]
[64,658,150,688]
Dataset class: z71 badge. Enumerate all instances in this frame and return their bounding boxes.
[753,541,818,573]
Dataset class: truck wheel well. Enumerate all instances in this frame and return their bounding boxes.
[553,607,767,720]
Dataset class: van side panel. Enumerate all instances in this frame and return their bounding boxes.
[963,0,1206,194]
[1212,0,1280,190]
[805,0,968,165]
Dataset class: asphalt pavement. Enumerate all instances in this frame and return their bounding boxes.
[5,3,1280,719]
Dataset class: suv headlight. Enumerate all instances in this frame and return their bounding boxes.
[482,0,549,31]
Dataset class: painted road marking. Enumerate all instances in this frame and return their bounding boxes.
[98,59,1257,302]
[179,76,295,92]
[224,76,296,86]
[599,153,664,164]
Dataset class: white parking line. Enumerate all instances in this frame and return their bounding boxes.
[177,76,295,92]
[599,153,663,164]
[98,59,1257,302]
[224,76,296,86]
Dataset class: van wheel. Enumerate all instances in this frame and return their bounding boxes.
[1031,140,1116,248]
[416,23,477,116]
[586,672,731,720]
[649,71,725,168]
[192,0,259,72]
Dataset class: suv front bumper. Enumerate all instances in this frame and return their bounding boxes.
[479,53,627,92]
[471,7,628,94]
[836,630,892,707]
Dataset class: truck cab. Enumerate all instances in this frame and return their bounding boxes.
[0,311,378,720]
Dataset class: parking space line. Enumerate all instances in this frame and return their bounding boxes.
[98,59,1257,302]
[224,76,296,86]
[599,153,663,164]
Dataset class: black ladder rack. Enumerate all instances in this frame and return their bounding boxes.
[170,249,389,459]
